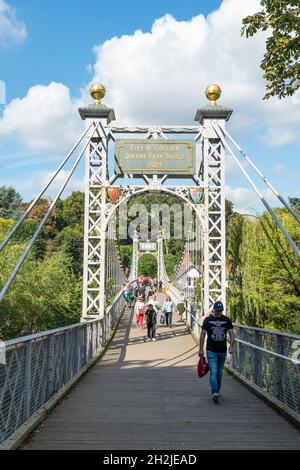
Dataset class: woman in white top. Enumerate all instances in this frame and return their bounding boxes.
[147,294,160,312]
[162,295,174,327]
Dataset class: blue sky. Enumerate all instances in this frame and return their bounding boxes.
[1,0,222,100]
[0,0,299,213]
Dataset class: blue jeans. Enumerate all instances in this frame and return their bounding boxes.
[207,351,227,395]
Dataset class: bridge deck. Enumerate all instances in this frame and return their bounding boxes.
[23,303,300,450]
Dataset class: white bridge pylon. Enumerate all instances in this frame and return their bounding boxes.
[129,234,169,284]
[79,83,231,321]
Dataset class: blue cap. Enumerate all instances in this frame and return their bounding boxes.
[213,301,224,312]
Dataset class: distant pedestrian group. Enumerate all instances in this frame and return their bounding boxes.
[123,280,186,342]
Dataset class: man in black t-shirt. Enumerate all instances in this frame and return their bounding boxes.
[199,301,234,404]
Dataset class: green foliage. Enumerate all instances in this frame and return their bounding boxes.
[194,278,202,310]
[289,197,300,214]
[164,253,179,277]
[55,225,84,275]
[0,186,23,220]
[242,0,300,99]
[226,206,300,334]
[0,249,82,341]
[0,191,84,340]
[119,244,132,272]
[11,219,47,260]
[106,277,117,306]
[56,192,85,229]
[138,254,157,277]
[225,199,234,224]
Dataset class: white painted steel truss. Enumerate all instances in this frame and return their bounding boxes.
[129,235,169,283]
[80,113,229,320]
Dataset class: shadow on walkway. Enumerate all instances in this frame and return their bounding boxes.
[22,309,300,450]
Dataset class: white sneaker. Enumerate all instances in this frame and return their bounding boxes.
[212,393,219,404]
[152,338,156,342]
[146,338,151,342]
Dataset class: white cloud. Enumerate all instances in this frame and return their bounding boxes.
[1,0,299,202]
[0,0,26,48]
[225,152,249,181]
[41,169,84,196]
[90,0,300,145]
[273,162,285,177]
[0,82,83,153]
[225,184,278,214]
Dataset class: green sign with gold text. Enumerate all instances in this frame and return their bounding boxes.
[115,139,195,176]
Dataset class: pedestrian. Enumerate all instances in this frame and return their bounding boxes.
[158,280,162,293]
[134,296,145,329]
[198,300,234,404]
[145,303,157,342]
[148,293,160,312]
[177,293,185,323]
[123,283,132,308]
[146,288,153,301]
[131,290,137,316]
[162,295,174,327]
[138,284,146,301]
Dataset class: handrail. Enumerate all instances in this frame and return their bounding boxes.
[0,292,126,447]
[235,338,300,365]
[234,323,300,340]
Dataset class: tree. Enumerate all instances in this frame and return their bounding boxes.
[225,199,234,225]
[289,197,300,214]
[23,198,57,239]
[0,250,82,340]
[138,254,157,278]
[242,0,300,99]
[226,204,300,333]
[11,219,47,260]
[56,192,85,229]
[55,225,84,276]
[0,186,23,219]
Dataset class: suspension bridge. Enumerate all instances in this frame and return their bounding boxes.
[0,84,299,450]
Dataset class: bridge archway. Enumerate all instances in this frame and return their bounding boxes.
[104,187,204,288]
[80,88,230,320]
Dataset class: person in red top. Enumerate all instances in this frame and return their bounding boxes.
[134,296,145,329]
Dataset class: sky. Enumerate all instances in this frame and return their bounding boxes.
[0,0,299,214]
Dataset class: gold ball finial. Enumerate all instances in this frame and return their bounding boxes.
[90,83,106,105]
[205,84,222,106]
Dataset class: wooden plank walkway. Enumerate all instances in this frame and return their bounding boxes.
[23,299,300,450]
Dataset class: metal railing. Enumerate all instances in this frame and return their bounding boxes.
[164,281,202,340]
[166,283,300,420]
[230,325,300,417]
[0,292,126,447]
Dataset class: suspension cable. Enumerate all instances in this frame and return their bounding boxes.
[212,123,300,259]
[0,122,94,254]
[0,122,100,302]
[215,123,300,225]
